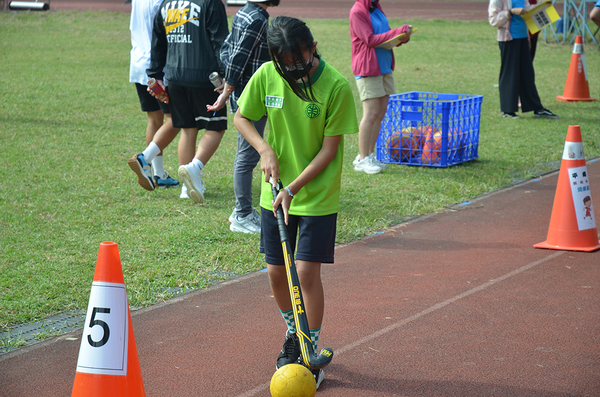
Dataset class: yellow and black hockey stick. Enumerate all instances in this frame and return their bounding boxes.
[272,181,333,369]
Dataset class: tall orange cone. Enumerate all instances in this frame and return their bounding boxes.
[534,126,600,252]
[556,35,596,102]
[72,242,146,396]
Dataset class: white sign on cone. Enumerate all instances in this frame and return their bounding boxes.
[76,281,129,375]
[568,165,596,231]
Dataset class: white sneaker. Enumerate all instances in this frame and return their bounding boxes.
[354,155,382,174]
[228,207,237,223]
[369,153,388,170]
[178,163,205,204]
[230,211,261,234]
[311,368,324,390]
[229,207,260,223]
[352,153,360,166]
[180,184,189,199]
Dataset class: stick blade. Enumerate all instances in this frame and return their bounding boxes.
[304,347,334,369]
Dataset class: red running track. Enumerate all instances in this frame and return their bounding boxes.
[2,158,599,395]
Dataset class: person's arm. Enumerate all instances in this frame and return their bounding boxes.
[208,19,267,112]
[206,82,234,112]
[273,135,342,224]
[489,0,512,27]
[146,10,167,80]
[206,0,230,76]
[350,8,410,48]
[591,6,600,27]
[234,109,278,183]
[226,19,267,89]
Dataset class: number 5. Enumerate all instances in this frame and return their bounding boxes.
[87,307,110,348]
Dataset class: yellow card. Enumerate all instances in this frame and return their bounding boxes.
[522,0,560,35]
[376,27,418,50]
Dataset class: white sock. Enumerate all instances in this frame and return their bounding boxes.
[142,142,161,164]
[191,158,204,172]
[152,156,166,178]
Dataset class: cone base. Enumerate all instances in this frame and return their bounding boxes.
[556,95,596,102]
[533,240,600,252]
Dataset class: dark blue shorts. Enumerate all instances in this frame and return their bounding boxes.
[135,83,170,114]
[260,209,337,265]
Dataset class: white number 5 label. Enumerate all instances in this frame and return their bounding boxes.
[76,281,129,375]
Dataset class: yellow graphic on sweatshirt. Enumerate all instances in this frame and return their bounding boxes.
[161,1,201,35]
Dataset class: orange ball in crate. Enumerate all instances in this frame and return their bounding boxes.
[387,131,403,161]
[400,127,421,161]
[421,128,442,164]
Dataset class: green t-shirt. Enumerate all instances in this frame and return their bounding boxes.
[237,58,358,216]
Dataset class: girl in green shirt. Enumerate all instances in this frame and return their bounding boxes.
[234,16,358,388]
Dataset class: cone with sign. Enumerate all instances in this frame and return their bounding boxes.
[72,242,145,396]
[534,126,600,252]
[556,36,596,102]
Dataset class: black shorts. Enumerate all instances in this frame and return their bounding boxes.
[135,83,170,114]
[168,84,227,131]
[260,210,337,265]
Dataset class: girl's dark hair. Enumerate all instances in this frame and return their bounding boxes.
[267,16,319,103]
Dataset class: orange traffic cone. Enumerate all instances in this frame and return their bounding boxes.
[534,126,600,252]
[72,242,146,396]
[556,35,596,102]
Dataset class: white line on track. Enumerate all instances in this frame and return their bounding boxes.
[235,250,565,397]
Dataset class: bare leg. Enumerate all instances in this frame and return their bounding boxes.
[178,128,198,166]
[368,96,389,154]
[146,110,164,156]
[193,129,226,165]
[152,114,180,153]
[267,260,324,330]
[358,96,388,159]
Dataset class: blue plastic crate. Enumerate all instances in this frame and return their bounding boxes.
[376,91,483,167]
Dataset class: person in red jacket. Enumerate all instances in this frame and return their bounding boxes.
[349,0,411,174]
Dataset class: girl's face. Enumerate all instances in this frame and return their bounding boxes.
[278,43,318,82]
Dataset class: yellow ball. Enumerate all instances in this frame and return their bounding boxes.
[270,364,316,397]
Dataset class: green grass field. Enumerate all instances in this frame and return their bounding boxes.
[1,10,599,342]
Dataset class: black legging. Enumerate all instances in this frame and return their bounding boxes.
[498,38,543,114]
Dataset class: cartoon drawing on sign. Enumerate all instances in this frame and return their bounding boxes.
[583,196,593,220]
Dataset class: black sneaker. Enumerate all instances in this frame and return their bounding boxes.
[533,108,559,119]
[502,112,521,119]
[311,368,325,390]
[276,333,300,369]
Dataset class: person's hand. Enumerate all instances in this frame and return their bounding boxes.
[272,187,293,225]
[213,81,225,94]
[146,79,166,98]
[511,8,524,16]
[397,24,412,45]
[261,147,280,189]
[206,91,229,112]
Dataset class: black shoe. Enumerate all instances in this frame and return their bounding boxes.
[533,108,559,119]
[276,333,300,369]
[502,112,521,119]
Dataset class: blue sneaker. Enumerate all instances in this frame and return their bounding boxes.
[154,173,179,189]
[127,154,155,191]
